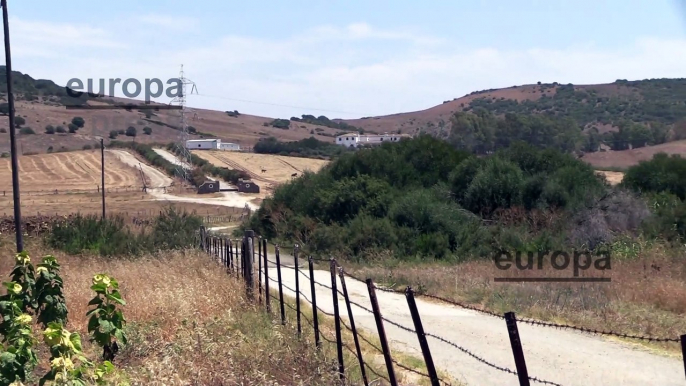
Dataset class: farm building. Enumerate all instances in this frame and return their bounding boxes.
[237,179,260,193]
[185,139,240,151]
[197,180,220,194]
[219,142,240,151]
[186,139,220,150]
[334,133,411,148]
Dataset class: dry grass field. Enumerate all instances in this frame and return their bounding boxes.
[583,140,686,169]
[596,170,624,185]
[192,150,330,190]
[0,150,143,193]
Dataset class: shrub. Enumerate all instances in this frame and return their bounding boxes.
[463,157,524,215]
[143,126,152,135]
[1,152,10,158]
[68,123,78,133]
[14,116,25,127]
[83,144,92,150]
[622,153,686,199]
[19,127,35,135]
[71,116,85,128]
[55,126,66,133]
[125,127,137,137]
[0,128,6,133]
[109,130,118,139]
[270,119,290,129]
[45,125,55,134]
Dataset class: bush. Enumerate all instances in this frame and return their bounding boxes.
[270,119,290,129]
[622,153,686,199]
[14,116,25,127]
[71,116,85,128]
[44,125,55,134]
[68,123,78,133]
[0,152,8,158]
[0,128,6,133]
[19,127,35,135]
[463,157,524,215]
[109,130,118,139]
[83,144,92,150]
[46,207,202,256]
[125,127,137,137]
[143,126,152,135]
[55,126,66,133]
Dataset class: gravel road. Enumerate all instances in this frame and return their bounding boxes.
[255,252,684,386]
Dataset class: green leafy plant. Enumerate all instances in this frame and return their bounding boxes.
[40,322,113,386]
[0,283,39,385]
[34,256,68,329]
[87,274,127,361]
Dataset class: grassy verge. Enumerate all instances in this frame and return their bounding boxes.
[340,242,686,355]
[1,239,347,385]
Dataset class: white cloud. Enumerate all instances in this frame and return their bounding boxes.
[3,17,686,119]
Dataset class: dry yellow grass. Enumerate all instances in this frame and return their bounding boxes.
[192,151,329,190]
[0,150,142,193]
[0,240,351,385]
[596,170,624,185]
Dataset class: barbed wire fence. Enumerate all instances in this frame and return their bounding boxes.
[197,227,686,386]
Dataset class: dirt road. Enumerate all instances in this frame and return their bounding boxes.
[152,148,233,190]
[256,256,683,386]
[109,149,259,210]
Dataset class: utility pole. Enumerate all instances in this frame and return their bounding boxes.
[169,64,197,183]
[100,138,105,219]
[1,0,23,252]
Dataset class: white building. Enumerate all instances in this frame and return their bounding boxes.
[219,142,240,151]
[334,132,410,148]
[185,139,240,151]
[186,139,219,150]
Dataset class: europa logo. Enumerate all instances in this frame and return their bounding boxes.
[63,77,184,110]
[493,249,611,283]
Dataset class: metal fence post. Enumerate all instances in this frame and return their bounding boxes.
[275,245,286,325]
[235,241,240,279]
[504,312,530,386]
[405,287,439,386]
[243,230,254,300]
[309,257,320,349]
[330,259,345,381]
[225,239,230,272]
[366,278,398,386]
[680,334,686,380]
[263,239,270,313]
[294,244,301,338]
[229,239,234,272]
[339,267,368,386]
[258,236,263,303]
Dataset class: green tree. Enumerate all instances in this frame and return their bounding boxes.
[109,130,118,139]
[19,127,35,135]
[44,125,55,134]
[143,126,152,135]
[15,116,25,127]
[55,126,66,133]
[125,126,137,137]
[68,123,78,133]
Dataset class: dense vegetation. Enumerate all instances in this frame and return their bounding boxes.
[47,207,202,256]
[245,135,647,260]
[291,114,360,132]
[253,136,347,159]
[463,79,686,151]
[0,66,96,106]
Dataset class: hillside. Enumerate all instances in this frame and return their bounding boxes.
[0,68,341,155]
[342,79,686,151]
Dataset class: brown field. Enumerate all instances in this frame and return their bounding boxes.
[192,150,330,190]
[583,140,686,169]
[0,98,342,155]
[0,150,143,193]
[0,190,244,218]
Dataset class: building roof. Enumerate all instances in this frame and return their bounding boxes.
[336,132,360,137]
[187,139,219,142]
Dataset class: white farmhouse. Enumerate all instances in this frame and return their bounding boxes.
[334,132,410,148]
[185,139,240,151]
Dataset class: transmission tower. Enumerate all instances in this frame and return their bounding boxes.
[169,64,198,183]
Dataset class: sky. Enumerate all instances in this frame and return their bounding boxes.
[3,0,686,119]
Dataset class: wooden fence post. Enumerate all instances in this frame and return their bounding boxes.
[504,312,530,386]
[275,245,286,325]
[338,267,368,386]
[235,241,240,279]
[308,257,321,349]
[330,259,345,381]
[405,287,439,386]
[366,278,398,386]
